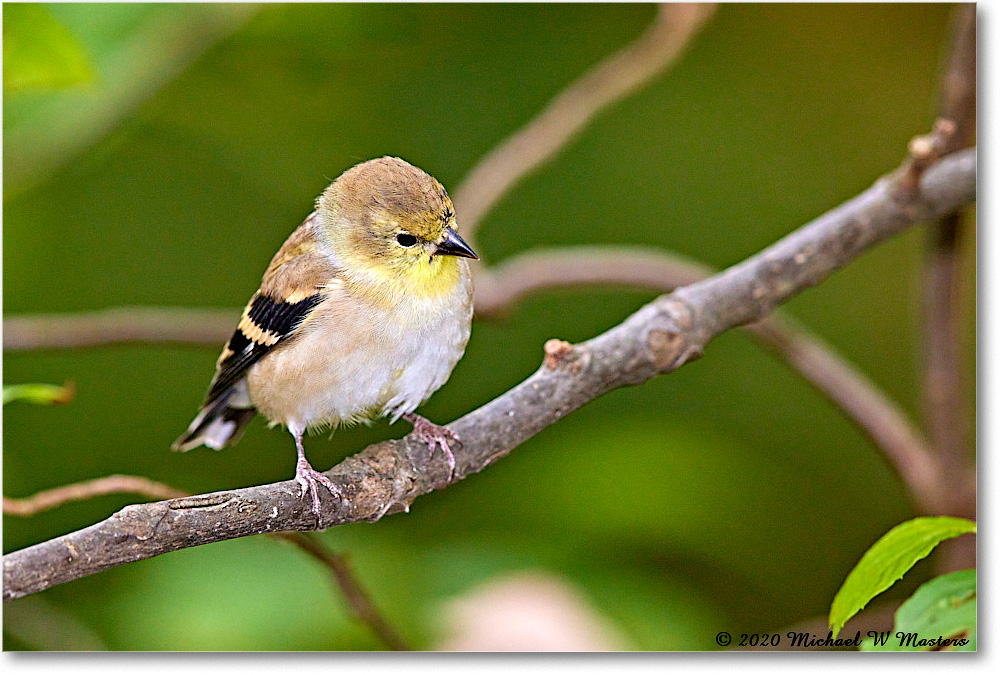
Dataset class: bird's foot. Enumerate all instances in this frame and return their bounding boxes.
[403,413,460,481]
[294,457,340,522]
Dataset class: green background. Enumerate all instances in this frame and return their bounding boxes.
[3,3,974,650]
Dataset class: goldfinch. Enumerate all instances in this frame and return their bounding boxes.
[173,157,478,518]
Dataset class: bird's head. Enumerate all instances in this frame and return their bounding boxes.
[318,157,477,298]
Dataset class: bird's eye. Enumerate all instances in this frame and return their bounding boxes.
[396,233,417,247]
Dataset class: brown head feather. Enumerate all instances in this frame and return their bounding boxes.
[315,157,470,301]
[318,157,455,242]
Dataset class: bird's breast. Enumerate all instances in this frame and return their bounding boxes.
[246,268,473,432]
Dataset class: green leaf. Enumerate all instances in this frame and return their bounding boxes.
[829,517,976,638]
[3,382,76,406]
[3,3,94,93]
[861,570,976,651]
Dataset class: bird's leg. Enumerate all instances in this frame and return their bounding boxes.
[402,413,461,480]
[292,429,340,521]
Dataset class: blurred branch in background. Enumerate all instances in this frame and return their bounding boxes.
[923,2,975,509]
[479,247,941,512]
[275,533,411,651]
[3,306,239,351]
[4,3,716,350]
[3,475,185,516]
[2,3,260,199]
[0,250,939,511]
[923,2,976,573]
[452,3,716,251]
[3,143,976,602]
[2,476,411,650]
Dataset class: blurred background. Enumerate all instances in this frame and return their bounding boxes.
[3,3,974,650]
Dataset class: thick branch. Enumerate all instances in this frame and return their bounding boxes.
[3,476,410,649]
[2,247,939,510]
[0,3,956,516]
[476,247,940,509]
[3,147,976,601]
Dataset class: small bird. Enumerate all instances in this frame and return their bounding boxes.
[174,157,478,519]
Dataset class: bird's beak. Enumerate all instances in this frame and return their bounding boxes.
[435,227,479,260]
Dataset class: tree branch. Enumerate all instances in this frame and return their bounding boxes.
[1,248,940,512]
[452,3,716,249]
[922,3,976,514]
[473,247,710,317]
[275,532,411,651]
[4,4,715,354]
[3,476,411,650]
[2,306,239,352]
[9,0,924,507]
[0,4,953,514]
[2,475,187,516]
[745,318,940,512]
[1,248,939,512]
[476,246,940,510]
[4,5,715,354]
[3,146,976,601]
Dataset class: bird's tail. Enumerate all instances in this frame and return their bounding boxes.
[172,381,255,452]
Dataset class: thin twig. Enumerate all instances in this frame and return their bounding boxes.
[938,4,976,150]
[2,306,239,352]
[921,3,975,506]
[3,475,411,650]
[276,532,411,651]
[923,4,976,576]
[477,247,940,510]
[896,119,956,196]
[2,475,187,516]
[452,3,716,249]
[2,145,976,601]
[747,318,940,512]
[474,247,711,317]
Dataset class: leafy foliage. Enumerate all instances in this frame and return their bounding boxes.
[3,383,76,407]
[861,569,976,651]
[829,517,976,638]
[2,3,93,92]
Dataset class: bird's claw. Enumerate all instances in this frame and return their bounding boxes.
[404,414,461,481]
[295,458,340,522]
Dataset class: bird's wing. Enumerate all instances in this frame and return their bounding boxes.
[204,213,338,403]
